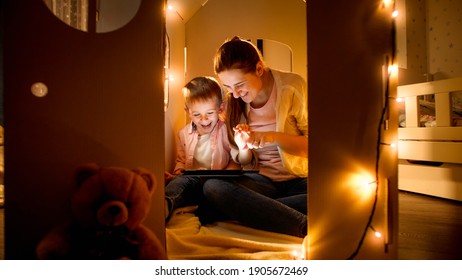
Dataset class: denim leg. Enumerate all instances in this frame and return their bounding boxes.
[275,178,308,215]
[276,194,307,215]
[202,177,307,237]
[237,175,307,215]
[197,174,275,224]
[165,175,204,217]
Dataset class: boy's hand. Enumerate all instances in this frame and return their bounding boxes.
[164,171,175,184]
[233,124,251,150]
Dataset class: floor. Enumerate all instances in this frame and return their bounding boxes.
[0,191,461,260]
[398,191,462,260]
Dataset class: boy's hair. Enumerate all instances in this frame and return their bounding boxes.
[183,76,223,110]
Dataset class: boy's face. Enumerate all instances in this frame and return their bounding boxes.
[187,99,222,136]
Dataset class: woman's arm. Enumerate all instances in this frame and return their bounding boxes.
[248,131,308,158]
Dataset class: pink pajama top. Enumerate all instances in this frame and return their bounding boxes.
[173,120,237,174]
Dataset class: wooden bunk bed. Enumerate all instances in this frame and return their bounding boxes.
[397,76,462,201]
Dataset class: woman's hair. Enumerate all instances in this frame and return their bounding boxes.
[213,36,264,153]
[182,76,223,110]
[213,36,264,75]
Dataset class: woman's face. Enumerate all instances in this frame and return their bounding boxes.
[187,99,221,136]
[218,67,263,104]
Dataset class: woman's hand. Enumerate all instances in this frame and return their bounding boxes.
[234,124,276,150]
[246,131,307,157]
[246,131,275,149]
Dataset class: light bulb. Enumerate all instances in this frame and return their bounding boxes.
[292,250,299,260]
[388,64,398,75]
[382,0,392,7]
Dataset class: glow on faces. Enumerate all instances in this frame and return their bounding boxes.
[218,67,264,104]
[187,99,222,136]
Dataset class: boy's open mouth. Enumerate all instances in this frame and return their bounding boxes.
[200,123,212,129]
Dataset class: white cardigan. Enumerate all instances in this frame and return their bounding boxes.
[231,69,308,178]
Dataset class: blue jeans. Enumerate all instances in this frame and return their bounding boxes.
[165,175,205,220]
[202,173,307,237]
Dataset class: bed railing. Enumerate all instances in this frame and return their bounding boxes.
[397,76,462,164]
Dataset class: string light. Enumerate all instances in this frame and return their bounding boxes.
[388,64,398,75]
[348,172,378,202]
[370,225,382,238]
[380,142,397,149]
[292,250,299,260]
[347,0,397,259]
[166,4,184,20]
[382,0,393,7]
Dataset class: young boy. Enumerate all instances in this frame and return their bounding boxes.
[164,76,238,221]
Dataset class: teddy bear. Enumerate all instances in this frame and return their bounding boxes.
[36,163,166,260]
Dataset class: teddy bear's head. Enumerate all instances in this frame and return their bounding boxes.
[71,163,156,231]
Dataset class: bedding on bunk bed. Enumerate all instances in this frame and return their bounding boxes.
[165,205,305,260]
[398,91,462,128]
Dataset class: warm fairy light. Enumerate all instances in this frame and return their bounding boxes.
[348,172,377,202]
[370,225,382,238]
[366,180,377,192]
[301,237,307,260]
[292,250,299,260]
[380,142,397,149]
[164,70,174,82]
[360,177,377,190]
[168,5,174,11]
[388,64,398,75]
[396,97,404,103]
[382,0,392,7]
[392,10,399,18]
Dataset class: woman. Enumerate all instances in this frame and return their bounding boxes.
[201,36,308,237]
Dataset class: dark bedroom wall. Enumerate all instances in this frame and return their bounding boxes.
[399,0,462,85]
[427,0,462,79]
[398,0,428,85]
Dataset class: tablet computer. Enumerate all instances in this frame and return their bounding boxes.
[180,169,259,176]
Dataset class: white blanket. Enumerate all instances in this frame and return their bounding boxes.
[166,206,305,260]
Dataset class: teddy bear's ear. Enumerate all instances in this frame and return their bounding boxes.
[132,168,157,193]
[75,163,100,186]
